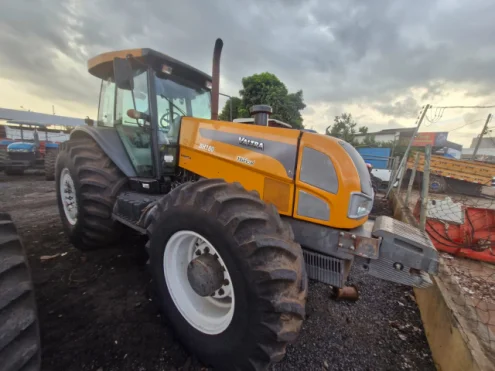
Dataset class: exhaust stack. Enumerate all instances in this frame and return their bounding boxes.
[250,105,273,126]
[211,38,223,120]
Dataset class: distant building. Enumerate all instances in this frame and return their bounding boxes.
[354,127,415,145]
[462,136,495,162]
[469,136,495,149]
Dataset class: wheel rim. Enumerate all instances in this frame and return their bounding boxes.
[163,230,235,335]
[60,168,78,225]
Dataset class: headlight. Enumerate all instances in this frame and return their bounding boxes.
[348,192,373,219]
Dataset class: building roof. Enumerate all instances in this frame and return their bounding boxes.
[354,127,416,136]
[0,108,85,127]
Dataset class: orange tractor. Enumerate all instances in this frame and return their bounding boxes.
[52,39,438,370]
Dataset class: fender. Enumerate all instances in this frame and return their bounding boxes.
[45,142,59,150]
[70,126,137,177]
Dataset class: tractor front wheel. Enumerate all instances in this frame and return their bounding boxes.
[146,179,307,370]
[56,136,127,250]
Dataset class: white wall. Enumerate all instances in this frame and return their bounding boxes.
[354,133,396,144]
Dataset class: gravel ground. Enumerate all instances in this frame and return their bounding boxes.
[0,175,435,371]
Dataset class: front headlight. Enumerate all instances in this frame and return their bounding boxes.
[348,192,373,219]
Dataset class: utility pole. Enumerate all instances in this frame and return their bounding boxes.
[386,104,430,197]
[471,113,492,160]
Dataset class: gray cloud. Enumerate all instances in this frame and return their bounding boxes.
[1,0,495,120]
[372,96,420,119]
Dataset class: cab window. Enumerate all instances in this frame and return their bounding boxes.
[97,79,116,127]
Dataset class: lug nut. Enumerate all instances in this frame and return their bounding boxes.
[218,288,225,296]
[351,234,356,240]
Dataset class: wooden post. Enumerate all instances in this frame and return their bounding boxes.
[419,145,432,232]
[405,152,420,206]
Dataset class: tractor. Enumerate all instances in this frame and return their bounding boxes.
[3,122,59,179]
[55,39,438,370]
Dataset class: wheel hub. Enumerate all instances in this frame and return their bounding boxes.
[60,168,78,225]
[187,253,224,297]
[163,231,235,334]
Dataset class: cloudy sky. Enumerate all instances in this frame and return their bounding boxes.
[1,0,495,146]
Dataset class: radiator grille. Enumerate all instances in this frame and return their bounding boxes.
[303,249,344,287]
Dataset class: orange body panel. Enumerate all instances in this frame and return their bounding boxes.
[179,118,299,215]
[179,117,366,228]
[294,133,365,229]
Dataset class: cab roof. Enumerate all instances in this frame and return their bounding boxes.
[87,48,212,84]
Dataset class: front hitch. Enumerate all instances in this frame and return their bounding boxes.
[285,215,438,289]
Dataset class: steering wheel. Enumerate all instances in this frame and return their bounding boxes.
[159,110,181,130]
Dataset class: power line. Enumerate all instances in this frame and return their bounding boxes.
[431,105,495,109]
[448,120,485,133]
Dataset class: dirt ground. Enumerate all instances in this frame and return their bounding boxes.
[0,174,435,371]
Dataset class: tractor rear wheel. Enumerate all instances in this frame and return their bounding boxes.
[44,149,57,181]
[0,213,41,371]
[146,179,307,371]
[56,136,127,250]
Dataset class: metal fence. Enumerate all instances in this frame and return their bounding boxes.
[393,145,495,363]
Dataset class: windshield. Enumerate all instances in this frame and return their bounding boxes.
[154,73,211,142]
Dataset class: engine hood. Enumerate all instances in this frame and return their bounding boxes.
[7,142,36,152]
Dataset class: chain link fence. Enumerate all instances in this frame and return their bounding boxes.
[393,149,495,363]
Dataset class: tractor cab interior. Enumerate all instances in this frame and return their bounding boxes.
[91,49,213,178]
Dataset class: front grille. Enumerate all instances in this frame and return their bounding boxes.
[303,249,344,287]
[8,152,35,161]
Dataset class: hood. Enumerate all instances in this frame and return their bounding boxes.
[7,142,36,152]
[0,139,14,146]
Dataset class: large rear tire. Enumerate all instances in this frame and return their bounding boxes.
[146,179,307,371]
[0,213,41,371]
[56,136,127,250]
[44,149,57,181]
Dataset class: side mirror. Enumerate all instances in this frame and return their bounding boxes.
[113,57,134,90]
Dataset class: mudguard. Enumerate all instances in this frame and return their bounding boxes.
[45,142,59,149]
[70,126,137,177]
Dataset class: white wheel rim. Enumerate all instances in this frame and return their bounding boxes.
[60,168,78,225]
[163,230,235,335]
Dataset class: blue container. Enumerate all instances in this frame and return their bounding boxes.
[357,147,391,169]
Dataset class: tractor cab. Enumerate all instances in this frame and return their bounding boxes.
[87,48,214,179]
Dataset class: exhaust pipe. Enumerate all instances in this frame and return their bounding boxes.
[250,105,273,126]
[211,38,223,121]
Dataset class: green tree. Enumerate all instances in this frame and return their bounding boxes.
[325,113,360,144]
[218,72,306,129]
[219,97,243,121]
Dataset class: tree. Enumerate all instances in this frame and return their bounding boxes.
[219,97,243,121]
[358,126,368,134]
[325,113,359,144]
[218,72,306,129]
